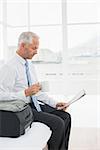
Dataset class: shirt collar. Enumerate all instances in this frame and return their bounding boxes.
[15,53,26,65]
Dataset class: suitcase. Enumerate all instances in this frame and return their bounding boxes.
[0,100,33,138]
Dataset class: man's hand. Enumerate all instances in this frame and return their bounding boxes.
[56,102,69,111]
[25,83,41,97]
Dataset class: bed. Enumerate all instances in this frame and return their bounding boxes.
[0,122,51,150]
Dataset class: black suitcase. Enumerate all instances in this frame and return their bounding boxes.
[0,100,33,138]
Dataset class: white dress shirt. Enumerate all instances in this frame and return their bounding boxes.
[0,53,56,107]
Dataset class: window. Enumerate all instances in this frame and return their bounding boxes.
[30,1,61,25]
[67,0,98,63]
[2,0,62,63]
[67,1,97,23]
[67,25,97,57]
[0,0,99,64]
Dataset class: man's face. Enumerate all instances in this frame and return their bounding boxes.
[24,37,39,59]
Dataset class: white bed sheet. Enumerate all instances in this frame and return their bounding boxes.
[0,122,51,150]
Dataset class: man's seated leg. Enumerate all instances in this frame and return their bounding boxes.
[41,104,71,150]
[32,109,66,150]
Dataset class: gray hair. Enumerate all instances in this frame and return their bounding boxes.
[18,31,39,46]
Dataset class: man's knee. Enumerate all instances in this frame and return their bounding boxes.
[66,112,71,121]
[53,115,65,131]
[64,112,71,128]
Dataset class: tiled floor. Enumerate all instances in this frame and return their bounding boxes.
[69,127,100,150]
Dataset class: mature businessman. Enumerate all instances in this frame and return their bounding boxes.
[0,31,71,150]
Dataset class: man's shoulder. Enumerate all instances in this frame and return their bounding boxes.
[0,56,17,71]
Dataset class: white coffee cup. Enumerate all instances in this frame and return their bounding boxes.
[40,81,49,92]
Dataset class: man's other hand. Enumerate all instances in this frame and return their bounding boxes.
[56,102,69,111]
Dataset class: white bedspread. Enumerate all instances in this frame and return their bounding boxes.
[0,122,51,150]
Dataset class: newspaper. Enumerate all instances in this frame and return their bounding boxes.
[67,89,86,105]
[57,89,86,110]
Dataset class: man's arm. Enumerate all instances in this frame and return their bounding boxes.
[0,65,26,101]
[35,91,57,108]
[0,64,41,101]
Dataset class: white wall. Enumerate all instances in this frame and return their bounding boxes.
[35,61,99,128]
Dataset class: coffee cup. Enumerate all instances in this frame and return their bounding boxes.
[40,81,49,92]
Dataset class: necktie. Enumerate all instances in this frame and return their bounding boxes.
[25,60,41,112]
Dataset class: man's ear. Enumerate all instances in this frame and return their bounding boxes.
[20,43,25,49]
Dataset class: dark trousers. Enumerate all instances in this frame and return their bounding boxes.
[30,103,71,150]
